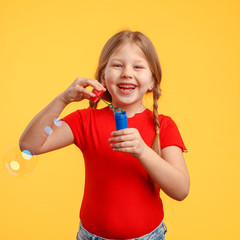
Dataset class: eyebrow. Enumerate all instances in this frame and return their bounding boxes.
[110,58,146,64]
[110,58,123,62]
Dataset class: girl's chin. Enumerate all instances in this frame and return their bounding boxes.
[112,98,140,108]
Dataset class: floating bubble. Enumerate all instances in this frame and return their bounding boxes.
[22,150,32,160]
[54,118,62,127]
[44,126,53,135]
[3,144,38,176]
[40,114,62,138]
[10,161,20,171]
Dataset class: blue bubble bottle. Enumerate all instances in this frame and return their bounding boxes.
[114,111,128,130]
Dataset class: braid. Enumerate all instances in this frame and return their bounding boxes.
[90,97,98,109]
[152,82,161,156]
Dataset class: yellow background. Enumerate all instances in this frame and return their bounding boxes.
[0,0,239,239]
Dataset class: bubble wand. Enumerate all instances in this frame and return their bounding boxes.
[90,90,128,130]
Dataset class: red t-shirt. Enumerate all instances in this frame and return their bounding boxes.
[62,107,187,238]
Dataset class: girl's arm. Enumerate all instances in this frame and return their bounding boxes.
[138,145,190,201]
[19,77,105,155]
[109,128,190,201]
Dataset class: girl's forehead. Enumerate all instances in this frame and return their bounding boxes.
[110,42,146,60]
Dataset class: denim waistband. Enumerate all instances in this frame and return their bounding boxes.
[77,221,167,240]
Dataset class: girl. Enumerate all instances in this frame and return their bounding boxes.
[20,30,190,239]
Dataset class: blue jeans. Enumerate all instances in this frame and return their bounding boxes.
[76,221,167,240]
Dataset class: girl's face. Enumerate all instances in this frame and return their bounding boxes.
[102,43,154,112]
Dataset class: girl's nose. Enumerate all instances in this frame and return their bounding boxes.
[121,66,133,79]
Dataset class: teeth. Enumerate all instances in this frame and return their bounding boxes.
[119,85,135,89]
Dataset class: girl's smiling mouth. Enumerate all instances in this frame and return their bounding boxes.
[117,83,137,95]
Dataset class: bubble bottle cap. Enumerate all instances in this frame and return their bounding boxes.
[90,90,104,103]
[114,110,127,119]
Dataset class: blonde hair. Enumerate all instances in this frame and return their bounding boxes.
[89,30,162,155]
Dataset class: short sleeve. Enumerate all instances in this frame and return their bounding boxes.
[159,115,188,152]
[61,109,89,150]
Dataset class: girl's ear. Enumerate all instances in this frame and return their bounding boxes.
[101,73,106,86]
[148,78,154,91]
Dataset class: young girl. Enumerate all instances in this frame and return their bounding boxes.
[20,30,190,240]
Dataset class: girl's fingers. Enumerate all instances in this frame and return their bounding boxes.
[63,77,105,104]
[112,147,133,153]
[78,86,96,98]
[78,78,106,91]
[109,128,145,158]
[111,128,136,137]
[110,140,136,148]
[108,134,134,143]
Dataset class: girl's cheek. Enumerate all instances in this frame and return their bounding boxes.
[105,73,117,85]
[104,70,112,81]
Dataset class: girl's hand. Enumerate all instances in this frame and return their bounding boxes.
[60,77,106,104]
[109,128,147,158]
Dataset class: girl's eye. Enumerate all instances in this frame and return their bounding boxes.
[135,65,144,69]
[113,64,122,68]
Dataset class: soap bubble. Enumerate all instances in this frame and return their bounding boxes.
[40,114,63,138]
[22,150,32,160]
[10,161,20,171]
[44,126,53,135]
[3,143,38,176]
[54,118,62,127]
